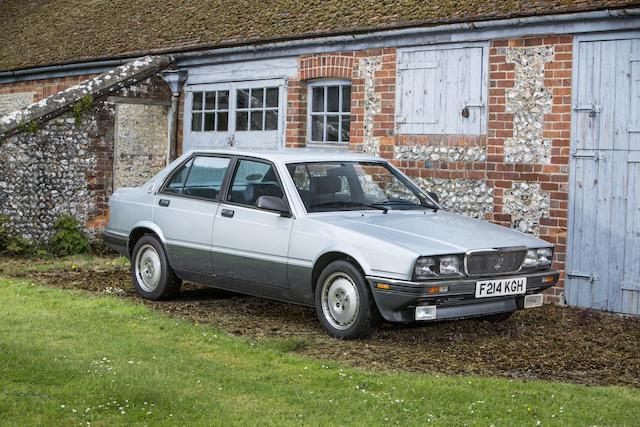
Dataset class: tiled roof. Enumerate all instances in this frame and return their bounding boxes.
[1,0,639,72]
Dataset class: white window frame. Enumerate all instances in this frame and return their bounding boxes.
[306,79,352,145]
[184,78,285,150]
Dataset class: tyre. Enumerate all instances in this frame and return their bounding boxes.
[483,311,514,323]
[315,260,379,339]
[131,235,182,300]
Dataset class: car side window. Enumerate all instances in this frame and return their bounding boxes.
[162,156,230,200]
[183,156,231,200]
[227,159,284,207]
[163,159,194,195]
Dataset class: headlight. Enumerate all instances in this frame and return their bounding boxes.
[537,248,553,266]
[523,248,554,268]
[414,257,436,278]
[439,255,460,275]
[523,249,538,268]
[414,255,463,279]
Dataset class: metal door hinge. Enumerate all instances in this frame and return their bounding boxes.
[574,104,602,117]
[567,271,600,282]
[571,150,605,161]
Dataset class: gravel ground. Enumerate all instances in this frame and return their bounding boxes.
[3,261,639,388]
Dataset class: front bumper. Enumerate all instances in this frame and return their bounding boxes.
[366,270,559,323]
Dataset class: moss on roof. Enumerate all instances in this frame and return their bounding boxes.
[1,0,639,72]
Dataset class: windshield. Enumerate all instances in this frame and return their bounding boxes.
[286,161,437,213]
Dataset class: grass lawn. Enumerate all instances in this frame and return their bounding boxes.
[1,278,639,426]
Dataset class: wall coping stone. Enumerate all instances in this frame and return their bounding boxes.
[0,55,172,140]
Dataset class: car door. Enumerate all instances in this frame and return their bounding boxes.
[153,154,232,275]
[211,157,293,287]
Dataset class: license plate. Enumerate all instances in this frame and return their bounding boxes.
[475,277,527,298]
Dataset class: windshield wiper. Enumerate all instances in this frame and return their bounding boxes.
[310,201,389,213]
[371,200,437,211]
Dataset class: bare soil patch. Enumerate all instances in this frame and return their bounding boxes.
[3,259,639,387]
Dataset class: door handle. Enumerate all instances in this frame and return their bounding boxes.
[158,199,170,207]
[221,209,234,218]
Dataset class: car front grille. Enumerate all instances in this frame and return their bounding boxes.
[465,248,526,276]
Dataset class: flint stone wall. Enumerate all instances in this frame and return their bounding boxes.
[412,177,493,219]
[114,102,169,189]
[504,46,553,164]
[357,56,382,156]
[0,105,112,240]
[503,181,550,234]
[0,60,172,242]
[0,92,34,116]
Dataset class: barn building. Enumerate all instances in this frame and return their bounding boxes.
[0,1,639,314]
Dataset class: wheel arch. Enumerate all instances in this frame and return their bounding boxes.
[127,221,167,257]
[311,250,369,294]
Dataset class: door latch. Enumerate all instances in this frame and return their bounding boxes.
[567,271,600,282]
[573,104,602,118]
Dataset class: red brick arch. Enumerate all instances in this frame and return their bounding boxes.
[299,53,356,81]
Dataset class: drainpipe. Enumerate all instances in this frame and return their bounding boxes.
[160,69,187,164]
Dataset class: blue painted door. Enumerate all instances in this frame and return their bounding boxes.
[566,35,640,315]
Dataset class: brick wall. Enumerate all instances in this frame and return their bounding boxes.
[486,36,572,301]
[284,37,573,302]
[285,49,396,153]
[0,75,97,103]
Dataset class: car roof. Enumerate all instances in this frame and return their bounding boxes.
[183,148,384,164]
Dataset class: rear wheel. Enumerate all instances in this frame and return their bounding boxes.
[315,260,378,339]
[131,235,181,300]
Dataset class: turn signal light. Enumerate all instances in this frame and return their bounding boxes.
[428,286,449,294]
[543,275,555,284]
[376,283,391,290]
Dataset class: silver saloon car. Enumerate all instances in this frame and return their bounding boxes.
[104,149,559,339]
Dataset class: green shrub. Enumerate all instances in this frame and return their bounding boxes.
[0,215,9,252]
[49,215,90,256]
[72,95,94,126]
[4,236,36,256]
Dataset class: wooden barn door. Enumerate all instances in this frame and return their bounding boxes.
[566,34,640,315]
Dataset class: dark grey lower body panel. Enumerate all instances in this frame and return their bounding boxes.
[102,232,129,258]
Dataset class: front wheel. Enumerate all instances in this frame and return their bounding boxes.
[315,260,379,339]
[131,235,182,300]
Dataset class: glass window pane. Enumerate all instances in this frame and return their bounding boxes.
[228,159,284,206]
[250,111,263,131]
[327,86,339,112]
[251,88,264,108]
[204,112,215,131]
[163,159,193,194]
[265,110,278,130]
[342,86,351,112]
[341,116,350,142]
[192,92,203,111]
[237,89,250,109]
[266,87,279,108]
[236,112,248,131]
[311,116,324,142]
[312,87,324,112]
[217,112,228,131]
[218,91,229,110]
[183,156,230,200]
[191,112,202,132]
[326,115,339,141]
[205,92,216,110]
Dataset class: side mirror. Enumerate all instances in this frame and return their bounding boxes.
[427,191,439,204]
[256,196,291,217]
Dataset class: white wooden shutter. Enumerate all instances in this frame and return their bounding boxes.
[397,44,487,135]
